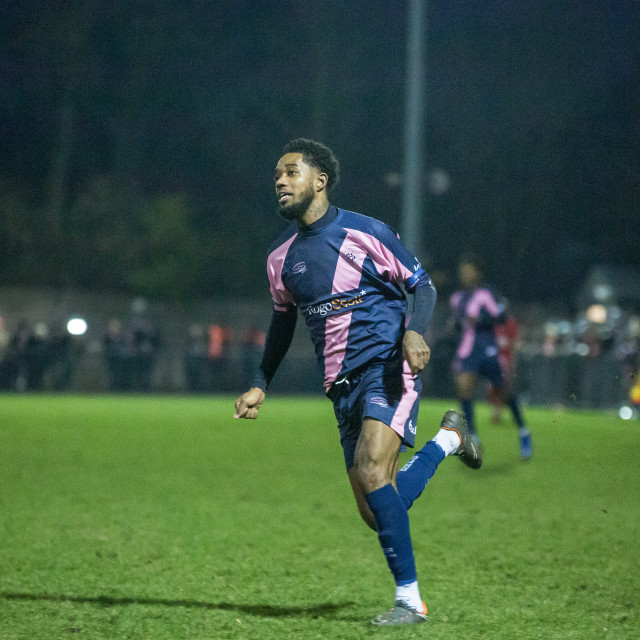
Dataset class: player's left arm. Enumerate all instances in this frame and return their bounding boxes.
[403,277,437,375]
[364,221,437,374]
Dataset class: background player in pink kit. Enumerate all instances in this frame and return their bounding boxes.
[234,139,482,626]
[449,253,532,459]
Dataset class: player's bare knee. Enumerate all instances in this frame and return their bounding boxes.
[348,467,378,530]
[353,495,377,530]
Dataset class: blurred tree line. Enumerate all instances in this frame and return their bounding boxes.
[1,1,638,302]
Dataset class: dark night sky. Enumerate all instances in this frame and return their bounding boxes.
[1,0,639,302]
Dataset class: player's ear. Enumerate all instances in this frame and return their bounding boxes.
[316,172,328,192]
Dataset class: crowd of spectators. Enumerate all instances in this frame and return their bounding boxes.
[103,316,161,392]
[0,311,266,395]
[0,305,637,411]
[0,316,77,392]
[512,306,640,410]
[524,308,639,372]
[183,324,265,393]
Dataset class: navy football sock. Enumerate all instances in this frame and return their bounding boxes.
[507,394,525,428]
[396,441,445,510]
[365,484,417,585]
[461,398,475,434]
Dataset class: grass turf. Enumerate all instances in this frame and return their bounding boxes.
[0,394,638,639]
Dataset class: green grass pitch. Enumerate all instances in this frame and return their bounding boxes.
[0,394,638,639]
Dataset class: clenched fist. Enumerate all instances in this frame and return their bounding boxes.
[403,330,431,375]
[233,387,266,419]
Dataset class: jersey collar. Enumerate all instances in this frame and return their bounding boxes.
[299,205,339,236]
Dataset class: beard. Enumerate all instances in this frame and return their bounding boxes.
[278,184,315,221]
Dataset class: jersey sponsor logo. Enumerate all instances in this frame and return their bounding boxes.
[304,302,333,317]
[370,396,389,407]
[302,291,367,317]
[292,261,307,274]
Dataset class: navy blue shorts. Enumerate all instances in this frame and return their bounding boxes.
[455,342,505,386]
[328,359,422,472]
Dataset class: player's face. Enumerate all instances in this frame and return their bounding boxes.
[459,262,481,289]
[274,153,317,221]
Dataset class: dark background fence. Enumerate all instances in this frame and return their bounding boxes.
[0,287,631,411]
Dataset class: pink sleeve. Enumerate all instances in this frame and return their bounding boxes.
[466,289,501,319]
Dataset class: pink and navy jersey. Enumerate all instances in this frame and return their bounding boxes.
[266,206,431,390]
[449,287,505,360]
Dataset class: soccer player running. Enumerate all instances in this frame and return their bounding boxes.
[449,253,532,459]
[234,139,482,626]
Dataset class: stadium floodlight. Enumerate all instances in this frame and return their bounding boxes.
[67,317,88,336]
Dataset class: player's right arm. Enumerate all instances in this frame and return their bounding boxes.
[234,386,266,419]
[233,307,297,420]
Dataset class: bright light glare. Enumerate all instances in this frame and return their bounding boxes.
[618,406,634,420]
[586,304,607,323]
[67,317,88,336]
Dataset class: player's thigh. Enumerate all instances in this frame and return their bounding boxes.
[353,418,401,492]
[456,371,477,398]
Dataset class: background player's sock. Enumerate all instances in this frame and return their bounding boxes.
[506,395,525,428]
[395,580,424,611]
[365,484,417,586]
[396,441,445,510]
[461,398,475,434]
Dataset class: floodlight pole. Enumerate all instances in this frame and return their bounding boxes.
[401,0,427,257]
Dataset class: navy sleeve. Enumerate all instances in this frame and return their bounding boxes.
[251,307,298,391]
[406,279,437,335]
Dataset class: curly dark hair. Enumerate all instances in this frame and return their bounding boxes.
[282,138,340,191]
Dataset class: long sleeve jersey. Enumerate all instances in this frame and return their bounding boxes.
[257,205,434,391]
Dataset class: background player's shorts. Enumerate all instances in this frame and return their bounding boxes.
[328,359,422,471]
[455,341,505,387]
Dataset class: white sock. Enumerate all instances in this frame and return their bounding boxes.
[395,581,424,612]
[432,427,461,456]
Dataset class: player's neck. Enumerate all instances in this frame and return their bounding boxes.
[298,200,330,228]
